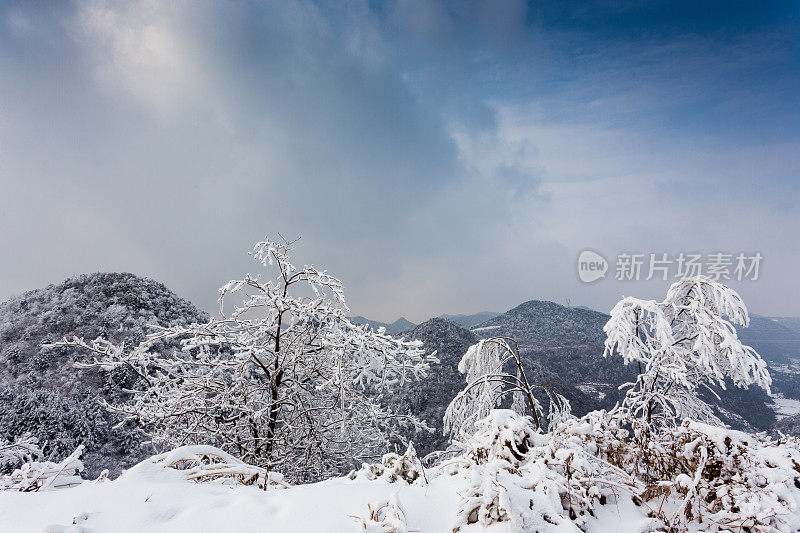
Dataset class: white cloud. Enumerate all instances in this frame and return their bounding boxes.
[75,0,199,111]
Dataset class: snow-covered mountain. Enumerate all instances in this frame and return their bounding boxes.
[0,273,209,476]
[466,299,780,433]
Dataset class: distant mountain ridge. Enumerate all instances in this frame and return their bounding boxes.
[736,314,800,364]
[439,311,500,328]
[348,316,416,335]
[349,311,505,333]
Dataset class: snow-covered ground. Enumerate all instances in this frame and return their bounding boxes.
[768,358,800,375]
[772,392,800,419]
[0,464,648,533]
[0,465,457,533]
[5,411,800,533]
[575,382,608,400]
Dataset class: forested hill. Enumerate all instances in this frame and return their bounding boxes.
[0,273,208,476]
[468,299,782,433]
[470,300,609,347]
[387,318,477,456]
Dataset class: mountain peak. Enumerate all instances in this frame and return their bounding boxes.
[348,315,416,335]
[471,299,609,348]
[0,272,209,477]
[392,317,415,328]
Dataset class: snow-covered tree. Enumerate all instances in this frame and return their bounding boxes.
[0,434,40,474]
[603,276,771,425]
[50,236,435,482]
[443,337,569,440]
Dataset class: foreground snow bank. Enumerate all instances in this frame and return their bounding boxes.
[0,452,462,533]
[0,442,643,533]
[5,411,800,533]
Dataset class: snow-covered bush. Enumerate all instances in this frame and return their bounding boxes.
[428,406,800,532]
[126,445,288,490]
[351,493,408,532]
[638,420,800,531]
[439,409,642,532]
[457,408,538,467]
[550,409,800,532]
[0,444,84,492]
[444,337,570,440]
[348,443,425,485]
[52,237,435,483]
[604,276,771,425]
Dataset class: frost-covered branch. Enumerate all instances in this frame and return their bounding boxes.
[52,235,436,482]
[603,276,771,425]
[444,337,570,440]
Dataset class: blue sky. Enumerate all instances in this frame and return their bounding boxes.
[0,0,798,321]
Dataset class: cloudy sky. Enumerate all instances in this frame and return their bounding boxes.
[1,0,799,322]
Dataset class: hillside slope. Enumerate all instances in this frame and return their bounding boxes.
[394,318,599,457]
[736,314,800,364]
[438,311,500,328]
[470,300,777,431]
[0,273,209,476]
